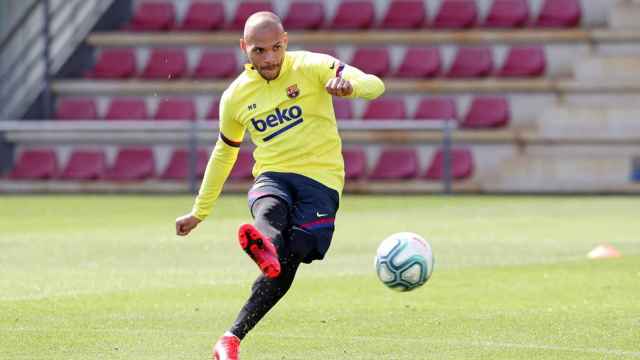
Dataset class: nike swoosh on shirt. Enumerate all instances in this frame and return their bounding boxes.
[329,62,335,70]
[316,212,329,218]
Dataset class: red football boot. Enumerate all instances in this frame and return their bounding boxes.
[238,223,281,279]
[213,334,240,360]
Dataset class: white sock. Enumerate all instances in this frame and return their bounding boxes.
[224,331,239,339]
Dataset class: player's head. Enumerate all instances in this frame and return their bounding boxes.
[240,12,288,81]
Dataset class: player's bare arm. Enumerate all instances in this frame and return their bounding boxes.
[325,77,353,97]
[175,214,201,236]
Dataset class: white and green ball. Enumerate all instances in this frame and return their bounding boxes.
[375,232,434,291]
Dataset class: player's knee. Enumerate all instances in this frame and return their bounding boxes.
[253,196,289,229]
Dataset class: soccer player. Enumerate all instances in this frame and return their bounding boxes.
[175,11,385,360]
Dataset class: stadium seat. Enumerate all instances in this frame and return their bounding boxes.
[333,98,353,120]
[350,48,390,78]
[87,48,136,79]
[363,98,407,120]
[106,98,149,121]
[283,1,325,30]
[126,2,176,31]
[394,47,441,78]
[414,97,457,121]
[207,98,220,121]
[8,149,58,180]
[535,0,581,28]
[60,150,107,180]
[433,0,478,29]
[447,47,493,78]
[105,148,155,181]
[381,0,427,29]
[230,1,273,30]
[194,50,238,79]
[424,147,474,180]
[331,0,375,29]
[461,97,510,128]
[55,98,98,120]
[484,0,529,28]
[498,46,546,77]
[141,49,187,79]
[154,98,196,121]
[229,150,254,180]
[179,2,225,31]
[369,148,419,180]
[343,148,367,180]
[161,149,209,180]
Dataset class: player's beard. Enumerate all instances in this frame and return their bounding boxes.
[257,62,282,80]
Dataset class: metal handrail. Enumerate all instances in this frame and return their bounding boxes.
[0,0,40,50]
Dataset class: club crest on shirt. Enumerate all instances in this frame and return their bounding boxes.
[286,84,300,98]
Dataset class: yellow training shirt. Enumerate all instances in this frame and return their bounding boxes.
[192,50,385,220]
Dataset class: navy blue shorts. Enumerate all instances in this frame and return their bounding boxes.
[247,172,340,264]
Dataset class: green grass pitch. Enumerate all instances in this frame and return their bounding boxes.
[1,195,639,359]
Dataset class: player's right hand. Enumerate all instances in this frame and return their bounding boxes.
[175,214,201,236]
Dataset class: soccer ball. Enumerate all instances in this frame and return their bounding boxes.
[375,232,434,291]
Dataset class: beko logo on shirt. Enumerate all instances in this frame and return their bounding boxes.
[251,105,304,142]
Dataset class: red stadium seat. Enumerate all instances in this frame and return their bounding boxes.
[207,98,220,121]
[8,149,58,180]
[229,150,254,180]
[363,98,407,120]
[283,1,325,30]
[106,98,149,121]
[535,0,581,28]
[55,98,98,120]
[462,97,510,128]
[343,148,367,180]
[484,0,529,28]
[161,149,209,180]
[369,148,419,180]
[194,50,238,79]
[381,0,427,29]
[87,48,136,79]
[424,148,474,180]
[154,98,196,121]
[498,46,546,77]
[394,47,441,78]
[60,150,107,180]
[142,49,187,79]
[331,0,375,30]
[333,98,353,120]
[447,47,493,78]
[127,2,176,31]
[433,0,478,29]
[414,97,457,121]
[179,2,225,31]
[105,148,155,181]
[230,1,273,30]
[350,48,390,77]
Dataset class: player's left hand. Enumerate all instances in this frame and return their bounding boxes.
[325,77,353,97]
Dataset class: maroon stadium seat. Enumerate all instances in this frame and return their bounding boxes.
[106,98,149,121]
[127,2,176,31]
[447,47,493,78]
[331,0,375,30]
[229,150,254,180]
[55,98,98,120]
[194,50,238,79]
[498,46,546,77]
[424,148,474,180]
[395,47,441,78]
[462,97,510,128]
[142,48,187,79]
[343,148,367,180]
[333,98,353,120]
[350,48,390,77]
[381,0,427,29]
[60,150,107,180]
[161,149,209,180]
[484,0,529,28]
[8,149,58,180]
[535,0,581,28]
[283,1,325,30]
[369,148,419,180]
[154,98,197,121]
[414,97,457,121]
[105,148,155,181]
[363,98,407,120]
[207,98,220,121]
[87,48,136,79]
[179,2,225,31]
[230,1,273,30]
[433,0,478,29]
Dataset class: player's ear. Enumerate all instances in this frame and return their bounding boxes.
[240,38,247,53]
[282,32,288,50]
